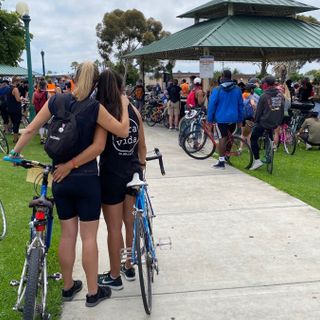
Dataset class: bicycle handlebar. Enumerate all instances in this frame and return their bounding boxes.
[3,156,51,170]
[146,148,165,176]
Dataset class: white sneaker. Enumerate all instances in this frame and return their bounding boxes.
[306,143,312,150]
[249,159,264,170]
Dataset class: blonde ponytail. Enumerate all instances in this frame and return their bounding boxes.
[73,61,99,101]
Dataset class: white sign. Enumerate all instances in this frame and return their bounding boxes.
[199,56,214,79]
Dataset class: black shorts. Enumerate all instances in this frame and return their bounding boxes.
[52,175,101,221]
[216,123,236,138]
[100,173,137,205]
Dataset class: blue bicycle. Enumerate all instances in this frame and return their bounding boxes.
[4,156,56,320]
[122,148,168,314]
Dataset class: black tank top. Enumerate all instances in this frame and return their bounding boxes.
[99,104,141,179]
[7,86,21,113]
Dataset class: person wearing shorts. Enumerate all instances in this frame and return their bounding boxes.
[96,69,147,290]
[10,62,130,307]
[167,79,181,130]
[207,70,243,169]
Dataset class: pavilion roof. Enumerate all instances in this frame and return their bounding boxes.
[178,0,318,19]
[125,15,320,62]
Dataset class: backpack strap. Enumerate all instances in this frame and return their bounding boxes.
[49,93,73,118]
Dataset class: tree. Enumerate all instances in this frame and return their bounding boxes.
[297,15,320,25]
[0,8,25,66]
[96,9,170,82]
[70,61,79,72]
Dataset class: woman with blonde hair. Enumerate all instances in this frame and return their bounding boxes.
[9,61,130,307]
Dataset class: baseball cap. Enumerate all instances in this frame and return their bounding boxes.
[262,76,276,86]
[248,77,260,84]
[193,77,201,84]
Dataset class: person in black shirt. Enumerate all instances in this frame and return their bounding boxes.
[167,79,181,130]
[96,69,147,290]
[9,62,130,307]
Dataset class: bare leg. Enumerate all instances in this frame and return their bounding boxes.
[169,114,173,128]
[122,195,135,268]
[79,219,99,295]
[59,217,78,290]
[102,203,124,278]
[174,114,179,129]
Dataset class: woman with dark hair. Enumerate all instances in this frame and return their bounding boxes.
[96,69,147,290]
[9,61,130,307]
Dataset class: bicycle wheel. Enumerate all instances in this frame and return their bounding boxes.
[283,128,297,155]
[145,109,160,127]
[0,200,7,240]
[21,115,29,128]
[183,130,216,160]
[265,139,274,174]
[226,136,253,169]
[0,130,9,154]
[135,218,152,314]
[23,247,43,320]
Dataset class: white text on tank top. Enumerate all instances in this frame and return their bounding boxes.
[112,117,139,156]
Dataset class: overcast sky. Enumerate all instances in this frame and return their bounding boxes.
[3,0,320,75]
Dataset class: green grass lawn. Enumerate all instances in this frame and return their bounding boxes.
[243,142,320,210]
[0,134,62,320]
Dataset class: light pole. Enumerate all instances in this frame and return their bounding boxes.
[41,50,45,77]
[16,2,35,121]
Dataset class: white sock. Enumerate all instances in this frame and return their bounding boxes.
[219,157,225,162]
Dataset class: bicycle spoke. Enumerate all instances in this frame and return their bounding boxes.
[226,136,253,169]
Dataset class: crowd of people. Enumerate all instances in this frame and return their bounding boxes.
[5,62,147,308]
[129,71,320,170]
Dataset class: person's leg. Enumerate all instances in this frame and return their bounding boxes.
[9,111,21,143]
[59,217,78,290]
[79,220,99,295]
[273,126,280,148]
[122,195,135,269]
[168,101,173,129]
[174,102,180,129]
[102,203,124,278]
[250,125,264,160]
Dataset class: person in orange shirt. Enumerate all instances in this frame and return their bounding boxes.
[47,80,56,95]
[180,79,189,118]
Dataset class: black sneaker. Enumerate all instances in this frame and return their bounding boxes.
[211,161,225,169]
[62,280,83,301]
[97,272,123,290]
[86,286,112,308]
[120,263,136,281]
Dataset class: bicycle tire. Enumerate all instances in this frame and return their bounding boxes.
[23,247,43,320]
[265,139,274,174]
[183,130,215,160]
[0,130,9,154]
[145,109,159,127]
[135,218,152,315]
[283,128,297,155]
[226,135,253,169]
[0,200,7,240]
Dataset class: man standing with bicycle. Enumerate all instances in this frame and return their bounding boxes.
[207,70,243,169]
[250,76,284,170]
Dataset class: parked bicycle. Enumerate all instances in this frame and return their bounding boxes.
[4,156,58,320]
[121,148,170,315]
[183,121,253,169]
[0,200,7,240]
[145,100,169,128]
[277,123,296,155]
[0,129,9,154]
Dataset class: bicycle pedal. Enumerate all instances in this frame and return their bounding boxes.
[157,237,172,250]
[48,272,62,281]
[120,247,133,262]
[10,280,20,287]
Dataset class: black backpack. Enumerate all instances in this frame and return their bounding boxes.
[44,93,85,163]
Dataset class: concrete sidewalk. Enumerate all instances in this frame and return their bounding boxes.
[61,125,320,320]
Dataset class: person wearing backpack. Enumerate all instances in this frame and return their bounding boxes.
[250,76,285,170]
[32,79,49,144]
[186,77,205,110]
[9,61,130,308]
[207,70,244,169]
[131,79,145,112]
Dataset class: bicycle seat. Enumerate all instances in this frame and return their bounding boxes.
[127,172,146,188]
[29,198,53,209]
